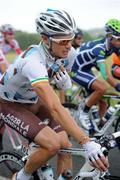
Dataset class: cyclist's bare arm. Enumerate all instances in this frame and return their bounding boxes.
[106,65,118,87]
[34,82,109,171]
[0,63,7,73]
[34,82,90,144]
[98,61,118,87]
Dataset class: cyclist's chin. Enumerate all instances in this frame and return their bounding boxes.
[61,51,69,58]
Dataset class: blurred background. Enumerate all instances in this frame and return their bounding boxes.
[1,0,120,58]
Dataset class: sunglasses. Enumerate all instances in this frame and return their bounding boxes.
[76,36,82,40]
[50,36,74,46]
[110,34,120,41]
[3,32,14,36]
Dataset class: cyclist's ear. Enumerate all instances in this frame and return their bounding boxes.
[41,34,49,45]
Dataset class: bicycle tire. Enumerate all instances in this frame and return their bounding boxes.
[0,151,24,179]
[103,175,120,180]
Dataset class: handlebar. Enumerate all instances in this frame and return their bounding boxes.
[97,131,120,151]
[103,94,120,100]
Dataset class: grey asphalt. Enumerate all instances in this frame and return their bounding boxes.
[0,127,120,180]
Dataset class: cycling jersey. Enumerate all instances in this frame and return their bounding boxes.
[0,43,77,103]
[0,39,22,55]
[0,39,22,69]
[0,49,8,65]
[72,38,120,71]
[0,49,9,77]
[71,38,120,89]
[112,53,120,66]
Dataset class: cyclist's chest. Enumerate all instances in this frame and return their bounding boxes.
[2,43,13,54]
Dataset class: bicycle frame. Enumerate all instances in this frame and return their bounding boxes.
[59,148,102,180]
[67,90,120,137]
[91,96,120,137]
[2,124,28,151]
[20,144,106,180]
[0,131,120,180]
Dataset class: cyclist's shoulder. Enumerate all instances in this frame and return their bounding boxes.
[22,44,44,59]
[91,38,106,49]
[80,38,105,51]
[14,44,46,69]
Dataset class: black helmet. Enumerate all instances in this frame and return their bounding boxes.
[74,28,83,38]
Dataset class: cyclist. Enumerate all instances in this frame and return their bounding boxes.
[0,10,108,180]
[72,27,84,52]
[111,52,120,79]
[71,18,120,131]
[0,24,22,56]
[0,24,22,79]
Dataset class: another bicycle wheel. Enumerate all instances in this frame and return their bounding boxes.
[0,151,24,178]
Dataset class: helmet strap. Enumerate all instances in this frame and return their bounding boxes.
[41,41,55,62]
[105,37,112,50]
[48,37,53,52]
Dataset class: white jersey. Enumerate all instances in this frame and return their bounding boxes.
[0,49,9,66]
[0,39,22,55]
[0,39,22,74]
[0,42,77,103]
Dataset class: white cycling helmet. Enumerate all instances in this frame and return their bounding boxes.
[35,9,76,37]
[0,24,15,35]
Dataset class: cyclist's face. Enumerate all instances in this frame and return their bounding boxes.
[74,35,83,47]
[4,34,14,43]
[111,38,120,48]
[50,35,74,58]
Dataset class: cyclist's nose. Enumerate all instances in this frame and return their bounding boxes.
[65,41,72,48]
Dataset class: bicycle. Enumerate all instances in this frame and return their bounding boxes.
[63,85,120,137]
[0,131,120,180]
[0,123,28,153]
[91,95,120,137]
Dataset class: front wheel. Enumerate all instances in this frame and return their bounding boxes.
[0,151,24,179]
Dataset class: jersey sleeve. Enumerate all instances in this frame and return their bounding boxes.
[0,49,7,64]
[21,55,49,87]
[92,45,106,63]
[112,53,120,65]
[11,39,22,54]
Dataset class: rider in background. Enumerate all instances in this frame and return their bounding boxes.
[0,24,22,55]
[72,28,84,52]
[0,9,108,180]
[0,24,22,73]
[71,19,120,131]
[111,52,120,79]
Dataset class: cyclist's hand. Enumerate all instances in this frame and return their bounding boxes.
[53,68,72,90]
[82,141,109,171]
[115,83,120,92]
